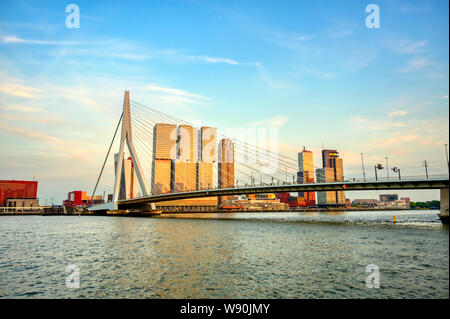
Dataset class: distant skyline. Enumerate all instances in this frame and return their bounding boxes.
[0,0,448,203]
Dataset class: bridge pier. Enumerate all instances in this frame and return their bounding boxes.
[439,187,449,224]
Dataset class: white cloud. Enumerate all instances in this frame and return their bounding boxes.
[400,57,432,72]
[145,84,208,100]
[188,55,239,65]
[249,115,288,128]
[0,82,43,98]
[388,110,408,117]
[1,35,85,45]
[388,39,428,54]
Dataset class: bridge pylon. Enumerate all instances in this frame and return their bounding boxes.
[112,90,150,209]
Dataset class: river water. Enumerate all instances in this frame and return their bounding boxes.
[0,210,448,299]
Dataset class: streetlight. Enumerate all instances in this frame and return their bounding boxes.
[361,153,366,181]
[374,164,383,181]
[445,144,449,175]
[392,167,401,180]
[423,160,429,179]
[385,157,389,180]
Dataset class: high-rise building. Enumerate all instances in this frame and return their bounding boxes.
[172,125,198,192]
[218,138,234,189]
[197,126,217,190]
[316,149,345,206]
[199,126,217,164]
[177,125,198,163]
[172,161,197,192]
[153,123,178,160]
[152,123,177,194]
[297,147,316,206]
[316,167,337,205]
[218,138,235,204]
[152,159,172,194]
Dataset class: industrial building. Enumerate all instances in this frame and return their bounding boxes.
[0,180,38,207]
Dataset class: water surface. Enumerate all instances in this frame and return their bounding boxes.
[0,210,448,298]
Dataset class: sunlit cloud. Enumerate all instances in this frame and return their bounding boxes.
[388,110,408,117]
[0,82,43,98]
[249,115,288,128]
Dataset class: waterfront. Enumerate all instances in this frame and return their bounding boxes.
[0,210,448,299]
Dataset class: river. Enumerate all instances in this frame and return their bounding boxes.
[0,210,448,298]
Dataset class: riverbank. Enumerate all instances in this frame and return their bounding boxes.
[0,206,432,216]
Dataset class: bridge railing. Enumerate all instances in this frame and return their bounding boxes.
[121,173,449,201]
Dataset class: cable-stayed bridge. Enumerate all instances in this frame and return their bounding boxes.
[88,91,449,221]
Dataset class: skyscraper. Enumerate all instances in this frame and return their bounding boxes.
[152,123,177,194]
[316,167,337,205]
[218,138,235,189]
[316,149,345,206]
[297,147,316,206]
[197,126,217,190]
[172,125,197,192]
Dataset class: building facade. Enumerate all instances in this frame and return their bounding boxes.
[0,180,38,207]
[152,123,177,194]
[197,126,217,190]
[316,149,346,206]
[297,147,316,206]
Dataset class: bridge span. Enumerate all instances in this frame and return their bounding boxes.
[87,91,449,222]
[89,177,449,213]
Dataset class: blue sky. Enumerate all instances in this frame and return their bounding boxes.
[0,0,448,203]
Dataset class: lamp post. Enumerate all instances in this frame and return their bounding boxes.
[374,164,383,181]
[423,160,429,179]
[392,167,401,180]
[385,157,389,180]
[361,153,366,181]
[445,144,449,175]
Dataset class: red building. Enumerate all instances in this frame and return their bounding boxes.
[276,192,316,208]
[0,180,38,206]
[63,191,88,207]
[63,191,103,207]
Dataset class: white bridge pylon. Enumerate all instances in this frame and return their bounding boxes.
[113,90,150,209]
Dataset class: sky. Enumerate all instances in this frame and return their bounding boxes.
[0,0,448,203]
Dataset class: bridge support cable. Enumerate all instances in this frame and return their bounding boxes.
[90,112,123,202]
[129,101,331,184]
[131,100,299,165]
[131,101,300,171]
[129,103,332,188]
[131,100,394,185]
[131,116,260,194]
[130,102,304,184]
[131,109,296,188]
[129,100,338,193]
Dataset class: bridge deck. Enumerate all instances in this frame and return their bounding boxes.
[108,178,449,210]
